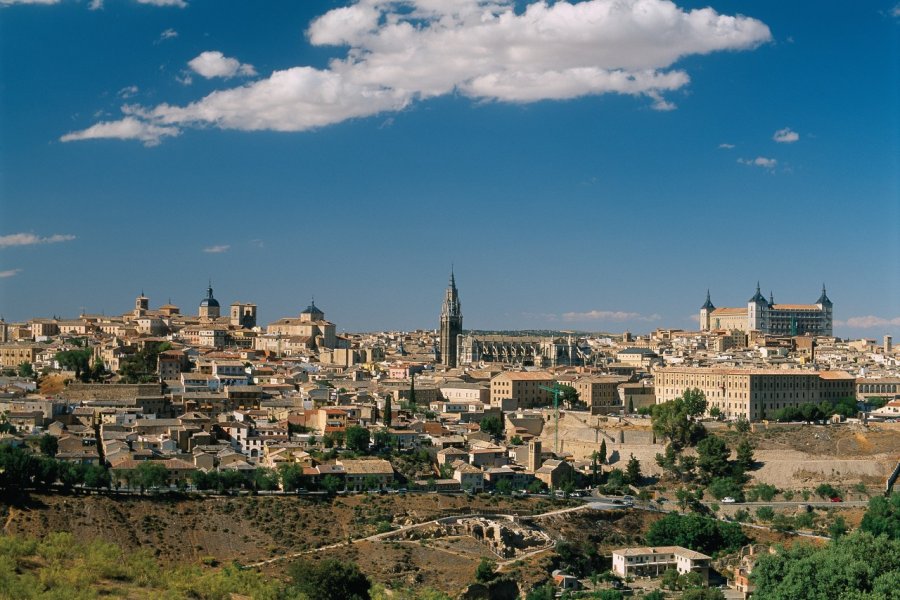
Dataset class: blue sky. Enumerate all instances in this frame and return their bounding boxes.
[1,0,898,338]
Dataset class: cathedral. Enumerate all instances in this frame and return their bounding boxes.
[700,284,833,336]
[439,269,462,368]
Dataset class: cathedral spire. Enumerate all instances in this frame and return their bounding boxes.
[440,269,463,368]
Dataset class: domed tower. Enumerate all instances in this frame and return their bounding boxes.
[299,299,325,323]
[199,282,220,319]
[699,290,715,331]
[747,282,769,332]
[439,268,463,368]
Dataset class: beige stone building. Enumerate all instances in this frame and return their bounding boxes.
[571,375,627,414]
[0,343,42,369]
[654,366,855,421]
[490,371,556,410]
[266,301,337,350]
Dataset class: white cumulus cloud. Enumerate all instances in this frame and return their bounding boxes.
[159,28,178,40]
[61,116,179,146]
[0,269,23,278]
[773,127,799,143]
[203,244,230,254]
[0,233,75,248]
[188,51,257,79]
[562,310,661,323]
[61,0,772,144]
[718,143,735,149]
[738,156,777,169]
[136,0,186,7]
[836,316,900,329]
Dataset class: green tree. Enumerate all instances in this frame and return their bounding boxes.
[559,385,581,409]
[651,388,707,449]
[383,395,392,427]
[288,558,371,600]
[253,468,280,491]
[83,464,111,489]
[479,416,503,438]
[815,483,840,500]
[735,416,751,433]
[755,506,775,522]
[735,439,755,473]
[645,513,747,556]
[277,464,304,491]
[751,531,900,600]
[17,362,34,379]
[408,373,416,408]
[321,474,343,494]
[134,461,169,492]
[695,435,732,482]
[707,477,743,501]
[55,348,93,381]
[474,558,497,583]
[829,515,848,539]
[628,397,635,414]
[598,438,607,464]
[597,590,624,600]
[510,435,523,446]
[525,583,556,600]
[38,434,58,457]
[345,426,371,453]
[860,493,900,539]
[625,453,642,485]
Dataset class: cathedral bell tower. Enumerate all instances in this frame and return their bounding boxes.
[440,269,463,368]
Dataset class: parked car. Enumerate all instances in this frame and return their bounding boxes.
[831,497,843,502]
[722,497,737,504]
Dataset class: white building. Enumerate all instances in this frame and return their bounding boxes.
[612,546,710,582]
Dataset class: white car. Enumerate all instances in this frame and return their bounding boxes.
[722,497,736,504]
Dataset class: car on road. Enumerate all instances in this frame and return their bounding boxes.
[831,497,843,502]
[722,497,737,504]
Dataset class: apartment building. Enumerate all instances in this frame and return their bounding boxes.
[490,371,556,410]
[654,366,855,421]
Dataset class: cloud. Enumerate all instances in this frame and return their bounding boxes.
[136,0,186,7]
[62,0,771,144]
[203,244,230,253]
[835,316,900,329]
[159,28,178,40]
[60,115,180,146]
[562,310,661,323]
[773,127,799,143]
[0,0,60,5]
[718,143,735,149]
[0,233,75,248]
[0,269,22,278]
[738,156,777,169]
[892,3,900,17]
[88,0,102,9]
[117,85,139,99]
[188,51,256,79]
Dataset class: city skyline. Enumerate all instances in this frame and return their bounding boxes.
[1,1,898,337]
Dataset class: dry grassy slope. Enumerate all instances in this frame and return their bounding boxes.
[0,493,560,566]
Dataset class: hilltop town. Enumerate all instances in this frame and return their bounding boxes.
[1,277,899,599]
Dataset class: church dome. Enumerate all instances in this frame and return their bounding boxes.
[200,285,219,308]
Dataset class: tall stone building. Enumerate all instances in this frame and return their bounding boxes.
[440,269,463,368]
